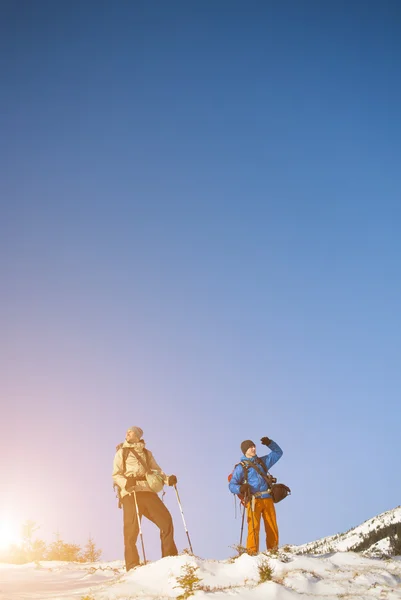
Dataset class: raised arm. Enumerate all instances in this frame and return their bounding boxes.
[261,439,283,470]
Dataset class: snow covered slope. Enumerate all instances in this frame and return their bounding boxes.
[0,551,400,599]
[0,507,400,599]
[293,505,401,556]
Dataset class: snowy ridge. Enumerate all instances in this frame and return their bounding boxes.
[0,507,400,598]
[292,505,401,556]
[0,551,400,599]
[1,551,401,600]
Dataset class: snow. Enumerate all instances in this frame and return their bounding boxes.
[0,551,400,600]
[1,506,400,599]
[293,505,401,555]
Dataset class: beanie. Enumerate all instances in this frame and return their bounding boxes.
[241,440,255,455]
[127,426,143,442]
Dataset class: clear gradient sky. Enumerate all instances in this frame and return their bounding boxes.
[1,0,400,562]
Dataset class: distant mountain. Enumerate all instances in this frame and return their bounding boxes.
[292,506,401,557]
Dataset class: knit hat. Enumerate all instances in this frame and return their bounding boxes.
[127,426,143,442]
[241,439,256,455]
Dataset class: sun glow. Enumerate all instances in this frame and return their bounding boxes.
[0,521,22,550]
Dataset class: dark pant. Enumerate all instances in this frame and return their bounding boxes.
[122,491,178,571]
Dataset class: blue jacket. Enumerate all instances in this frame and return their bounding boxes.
[229,440,283,499]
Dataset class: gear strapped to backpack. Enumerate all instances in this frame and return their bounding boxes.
[113,445,165,508]
[228,457,291,504]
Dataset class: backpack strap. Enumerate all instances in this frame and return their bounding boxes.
[121,446,150,474]
[235,461,249,484]
[122,447,130,473]
[255,457,277,484]
[241,458,275,489]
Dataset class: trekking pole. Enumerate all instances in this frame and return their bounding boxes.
[249,495,257,554]
[132,490,147,565]
[173,484,194,554]
[239,502,246,547]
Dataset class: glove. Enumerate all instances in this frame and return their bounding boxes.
[239,483,250,495]
[260,436,272,446]
[167,475,177,486]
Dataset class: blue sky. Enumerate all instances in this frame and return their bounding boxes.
[1,0,400,561]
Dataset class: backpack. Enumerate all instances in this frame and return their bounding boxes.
[228,457,291,504]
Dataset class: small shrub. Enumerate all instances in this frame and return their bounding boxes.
[80,536,102,562]
[258,559,273,583]
[0,522,102,565]
[174,564,202,600]
[230,544,248,556]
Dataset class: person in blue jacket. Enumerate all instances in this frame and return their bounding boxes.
[229,436,283,553]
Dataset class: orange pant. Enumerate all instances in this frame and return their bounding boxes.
[246,497,278,553]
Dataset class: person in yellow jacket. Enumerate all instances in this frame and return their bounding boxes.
[112,426,178,571]
[229,436,283,553]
